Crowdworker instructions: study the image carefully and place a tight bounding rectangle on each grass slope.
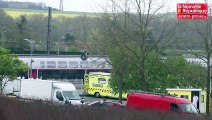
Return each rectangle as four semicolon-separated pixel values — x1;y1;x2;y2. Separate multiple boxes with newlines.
3;8;97;18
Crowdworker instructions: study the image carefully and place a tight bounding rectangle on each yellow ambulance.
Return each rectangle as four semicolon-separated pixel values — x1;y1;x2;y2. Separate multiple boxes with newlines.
166;88;206;114
84;72;128;99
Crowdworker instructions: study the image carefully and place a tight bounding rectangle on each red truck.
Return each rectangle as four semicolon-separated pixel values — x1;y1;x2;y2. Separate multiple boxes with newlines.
126;91;199;114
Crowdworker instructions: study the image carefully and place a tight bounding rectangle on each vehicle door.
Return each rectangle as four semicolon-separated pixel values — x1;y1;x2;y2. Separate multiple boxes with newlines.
106;79;112;97
53;89;64;105
199;91;205;113
170;103;180;113
98;77;107;96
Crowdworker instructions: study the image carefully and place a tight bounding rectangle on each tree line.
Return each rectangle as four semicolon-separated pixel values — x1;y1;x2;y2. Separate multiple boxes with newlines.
0;8;207;54
0;1;49;10
0;8;89;53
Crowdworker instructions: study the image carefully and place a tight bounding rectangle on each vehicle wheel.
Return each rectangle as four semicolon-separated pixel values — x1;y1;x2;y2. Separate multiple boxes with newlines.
94;92;100;98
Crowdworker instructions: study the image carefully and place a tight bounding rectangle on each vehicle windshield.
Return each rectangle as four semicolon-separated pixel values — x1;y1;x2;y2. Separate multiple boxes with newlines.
180;103;198;114
62;91;81;100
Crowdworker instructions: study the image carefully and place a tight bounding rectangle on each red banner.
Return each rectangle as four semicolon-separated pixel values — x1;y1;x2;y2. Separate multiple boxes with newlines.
177;3;208;20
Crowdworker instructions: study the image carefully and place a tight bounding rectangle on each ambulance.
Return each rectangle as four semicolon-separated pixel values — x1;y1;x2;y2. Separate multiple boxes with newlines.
83;72;128;98
166;88;206;114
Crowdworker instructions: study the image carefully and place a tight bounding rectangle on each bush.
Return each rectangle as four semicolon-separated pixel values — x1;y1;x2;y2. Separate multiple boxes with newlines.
0;96;211;120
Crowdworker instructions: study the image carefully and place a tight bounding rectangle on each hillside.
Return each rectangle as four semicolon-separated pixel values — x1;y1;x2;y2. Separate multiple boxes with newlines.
3;8;97;18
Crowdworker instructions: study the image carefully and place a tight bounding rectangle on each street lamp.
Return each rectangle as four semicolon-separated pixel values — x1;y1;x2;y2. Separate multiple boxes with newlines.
57;36;65;55
24;39;33;78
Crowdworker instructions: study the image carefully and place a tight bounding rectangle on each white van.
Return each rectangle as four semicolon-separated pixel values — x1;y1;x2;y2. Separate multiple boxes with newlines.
4;78;84;105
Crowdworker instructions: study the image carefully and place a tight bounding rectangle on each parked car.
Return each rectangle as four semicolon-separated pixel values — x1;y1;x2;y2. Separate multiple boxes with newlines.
87;100;121;108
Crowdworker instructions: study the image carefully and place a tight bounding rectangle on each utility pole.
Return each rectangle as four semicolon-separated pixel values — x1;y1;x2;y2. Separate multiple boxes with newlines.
47;7;52;55
205;0;212;116
208;1;212;116
24;39;33;78
59;0;63;11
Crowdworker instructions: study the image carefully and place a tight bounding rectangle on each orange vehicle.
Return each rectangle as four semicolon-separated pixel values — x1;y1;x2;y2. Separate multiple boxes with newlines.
126;91;199;114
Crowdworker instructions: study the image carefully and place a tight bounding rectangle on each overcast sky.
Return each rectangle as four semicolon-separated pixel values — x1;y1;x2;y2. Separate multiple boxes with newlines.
7;0;207;12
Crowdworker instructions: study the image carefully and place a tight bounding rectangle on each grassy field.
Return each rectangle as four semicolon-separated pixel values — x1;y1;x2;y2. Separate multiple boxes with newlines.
3;8;97;18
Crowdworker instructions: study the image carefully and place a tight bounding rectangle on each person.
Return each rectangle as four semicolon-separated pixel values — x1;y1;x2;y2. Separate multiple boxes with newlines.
192;94;198;109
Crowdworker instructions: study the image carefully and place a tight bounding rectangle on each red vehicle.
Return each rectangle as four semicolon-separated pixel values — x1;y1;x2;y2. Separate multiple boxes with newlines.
126;91;198;114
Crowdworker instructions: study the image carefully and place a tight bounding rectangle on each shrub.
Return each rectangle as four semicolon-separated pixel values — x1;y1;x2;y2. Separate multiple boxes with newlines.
0;96;211;120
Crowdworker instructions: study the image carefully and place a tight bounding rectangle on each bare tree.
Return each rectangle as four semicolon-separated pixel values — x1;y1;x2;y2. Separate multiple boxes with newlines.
177;11;211;116
88;0;178;102
173;0;211;115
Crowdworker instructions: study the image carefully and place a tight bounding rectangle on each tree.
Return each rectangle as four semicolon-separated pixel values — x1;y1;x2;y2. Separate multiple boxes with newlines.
175;3;212;115
109;53;206;93
161;56;206;91
16;15;30;51
0;48;28;94
64;33;76;43
88;0;178;103
0;9;20;50
24;14;47;51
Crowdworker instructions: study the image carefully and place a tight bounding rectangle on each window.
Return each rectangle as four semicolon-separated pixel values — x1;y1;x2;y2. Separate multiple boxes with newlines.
180;103;198;114
56;91;63;101
58;61;67;68
40;61;45;68
170;103;180;113
105;63;112;69
95;62;103;68
69;61;78;68
89;61;96;68
47;61;56;68
62;91;81;100
38;69;85;79
201;95;204;103
92;83;102;87
98;78;106;84
180;95;188;99
106;102;115;107
80;61;88;68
